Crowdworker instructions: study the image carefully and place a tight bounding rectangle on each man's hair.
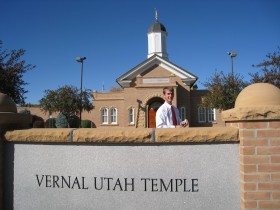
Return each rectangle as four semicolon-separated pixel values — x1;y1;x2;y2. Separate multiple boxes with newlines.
163;87;174;94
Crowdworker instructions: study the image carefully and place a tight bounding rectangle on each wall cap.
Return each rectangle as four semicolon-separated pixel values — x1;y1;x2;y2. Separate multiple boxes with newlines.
235;83;280;108
4;127;239;143
222;105;280;121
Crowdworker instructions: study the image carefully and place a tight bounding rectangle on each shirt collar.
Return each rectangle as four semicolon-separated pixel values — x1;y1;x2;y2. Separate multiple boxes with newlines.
164;101;172;109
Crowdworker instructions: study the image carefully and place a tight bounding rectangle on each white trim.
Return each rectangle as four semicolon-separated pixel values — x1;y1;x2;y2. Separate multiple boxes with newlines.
110;108;118;124
117;55;197;88
101;108;109;124
208;108;216;122
129;108;135;124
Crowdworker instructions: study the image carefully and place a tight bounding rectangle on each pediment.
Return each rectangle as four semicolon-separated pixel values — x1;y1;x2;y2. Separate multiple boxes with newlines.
116;55;197;88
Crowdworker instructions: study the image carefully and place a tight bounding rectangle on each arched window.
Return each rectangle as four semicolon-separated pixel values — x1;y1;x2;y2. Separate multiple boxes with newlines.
129;108;135;124
101;108;108;124
208;108;216;122
180;107;186;120
110;108;117;124
198;107;206;123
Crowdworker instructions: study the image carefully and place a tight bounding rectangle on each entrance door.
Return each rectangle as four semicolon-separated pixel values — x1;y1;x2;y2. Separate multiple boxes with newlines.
148;108;157;128
148;100;163;128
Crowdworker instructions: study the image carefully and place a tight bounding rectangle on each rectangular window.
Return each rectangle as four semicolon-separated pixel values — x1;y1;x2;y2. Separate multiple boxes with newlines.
198;107;206;123
129;108;134;124
208;108;216;122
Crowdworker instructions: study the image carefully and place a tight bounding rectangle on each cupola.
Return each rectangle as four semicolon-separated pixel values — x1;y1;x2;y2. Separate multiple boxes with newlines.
147;10;168;59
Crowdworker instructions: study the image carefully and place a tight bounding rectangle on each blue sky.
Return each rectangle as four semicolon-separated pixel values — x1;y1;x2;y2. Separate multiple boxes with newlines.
2;0;280;104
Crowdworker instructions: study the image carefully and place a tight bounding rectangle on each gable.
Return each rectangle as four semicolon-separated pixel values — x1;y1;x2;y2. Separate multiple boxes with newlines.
140;65;171;77
116;55;198;88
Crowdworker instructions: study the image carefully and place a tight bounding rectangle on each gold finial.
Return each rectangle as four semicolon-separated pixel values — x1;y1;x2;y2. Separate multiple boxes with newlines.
155;8;158;21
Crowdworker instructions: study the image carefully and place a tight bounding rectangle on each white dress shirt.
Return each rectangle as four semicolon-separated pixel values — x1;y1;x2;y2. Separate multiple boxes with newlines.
156;102;181;128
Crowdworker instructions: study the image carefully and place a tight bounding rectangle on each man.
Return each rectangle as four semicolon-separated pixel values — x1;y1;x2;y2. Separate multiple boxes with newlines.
156;87;188;128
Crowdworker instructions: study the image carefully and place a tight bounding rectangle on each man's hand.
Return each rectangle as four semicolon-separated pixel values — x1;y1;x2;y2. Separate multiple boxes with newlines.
180;119;189;127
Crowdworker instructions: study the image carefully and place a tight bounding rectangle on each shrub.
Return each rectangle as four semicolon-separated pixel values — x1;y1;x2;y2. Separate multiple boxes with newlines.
55;113;80;128
55;113;68;128
31;115;44;128
81;120;92;128
68;115;80;128
45;118;56;128
18;109;32;127
33;121;44;128
32;115;44;122
18;109;31;115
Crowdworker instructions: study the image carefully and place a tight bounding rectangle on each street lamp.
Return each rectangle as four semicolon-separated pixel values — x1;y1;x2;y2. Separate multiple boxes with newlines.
76;56;86;128
49;114;53;128
227;52;237;75
227;52;237;96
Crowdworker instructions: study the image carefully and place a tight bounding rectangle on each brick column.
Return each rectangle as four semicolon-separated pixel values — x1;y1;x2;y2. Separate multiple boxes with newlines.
222;83;280;209
237;121;280;209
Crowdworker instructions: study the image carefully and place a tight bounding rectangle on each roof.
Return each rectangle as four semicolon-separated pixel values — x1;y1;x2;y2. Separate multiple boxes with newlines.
116;55;198;88
148;21;167;33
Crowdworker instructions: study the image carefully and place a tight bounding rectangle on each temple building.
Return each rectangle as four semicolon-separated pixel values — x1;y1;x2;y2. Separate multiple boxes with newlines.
90;13;224;128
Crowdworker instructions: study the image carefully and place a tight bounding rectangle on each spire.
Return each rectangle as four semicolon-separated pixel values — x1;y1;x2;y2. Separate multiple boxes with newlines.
155;8;158;22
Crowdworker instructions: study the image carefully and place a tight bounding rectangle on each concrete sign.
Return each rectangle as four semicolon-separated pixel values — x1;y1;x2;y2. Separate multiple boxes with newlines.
13;144;240;210
143;78;170;83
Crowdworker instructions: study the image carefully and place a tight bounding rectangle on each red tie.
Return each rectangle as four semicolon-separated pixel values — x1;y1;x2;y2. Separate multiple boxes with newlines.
171;106;177;126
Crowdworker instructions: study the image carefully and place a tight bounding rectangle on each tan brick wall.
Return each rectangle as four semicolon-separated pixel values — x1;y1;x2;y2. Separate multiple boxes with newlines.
17;106;51;121
229;121;280;209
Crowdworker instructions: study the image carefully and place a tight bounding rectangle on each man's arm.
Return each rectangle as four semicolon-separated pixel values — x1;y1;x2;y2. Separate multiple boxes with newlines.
174;107;188;128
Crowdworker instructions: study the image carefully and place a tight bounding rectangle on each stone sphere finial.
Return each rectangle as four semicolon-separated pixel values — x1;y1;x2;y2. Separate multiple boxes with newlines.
0;92;17;113
235;83;280;108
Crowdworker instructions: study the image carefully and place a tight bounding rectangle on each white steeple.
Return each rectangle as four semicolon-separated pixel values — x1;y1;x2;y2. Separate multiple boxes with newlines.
147;10;168;59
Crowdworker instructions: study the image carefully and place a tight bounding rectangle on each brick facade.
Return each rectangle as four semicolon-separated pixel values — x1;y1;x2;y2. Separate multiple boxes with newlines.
18;64;222;128
91;59;222;128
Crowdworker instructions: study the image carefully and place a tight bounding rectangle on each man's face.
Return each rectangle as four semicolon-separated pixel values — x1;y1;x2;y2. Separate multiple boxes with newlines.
163;90;174;104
